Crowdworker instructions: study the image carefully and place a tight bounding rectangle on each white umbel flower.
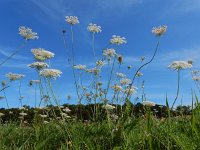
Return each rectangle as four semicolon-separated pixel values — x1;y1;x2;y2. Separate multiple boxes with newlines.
39;69;62;79
31;48;54;61
87;23;102;33
102;104;115;110
152;25;167;36
116;72;126;78
74;65;86;70
168;61;192;71
120;78;131;85
110;35;127;45
28;62;49;70
19;112;28;116
192;76;200;81
63;107;71;113
143;100;156;107
103;48;116;58
136;72;143;77
39;114;48;118
0;112;5;117
19;26;39;40
111;84;122;92
86;67;100;75
96;60;106;67
65;16;79;25
123;86;137;95
6;73;25;81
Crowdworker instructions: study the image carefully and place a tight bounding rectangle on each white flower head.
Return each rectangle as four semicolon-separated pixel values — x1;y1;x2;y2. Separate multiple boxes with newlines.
86;67;100;75
39;69;62;79
143;100;156;107
116;72;126;78
192;76;200;81
96;60;106;67
87;23;102;33
191;70;200;75
65;16;79;25
19;112;28;116
31;48;54;61
110;35;127;45
39;114;48;118
103;48;116;58
136;71;143;77
152;25;167;36
0;113;5;117
6;73;25;81
111;84;122;92
74;65;86;70
168;61;192;71
123;86;138;95
102;104;115;110
120;78;131;85
63;107;71;113
19;26;39;40
28;62;49;70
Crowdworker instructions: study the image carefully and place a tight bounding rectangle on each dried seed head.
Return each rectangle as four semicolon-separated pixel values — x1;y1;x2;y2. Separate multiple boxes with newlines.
117;55;123;64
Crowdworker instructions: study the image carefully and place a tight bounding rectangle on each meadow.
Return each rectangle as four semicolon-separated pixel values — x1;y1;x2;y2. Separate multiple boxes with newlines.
0;16;200;150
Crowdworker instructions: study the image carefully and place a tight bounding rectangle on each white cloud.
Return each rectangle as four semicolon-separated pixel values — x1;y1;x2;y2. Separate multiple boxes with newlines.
0;49;30;61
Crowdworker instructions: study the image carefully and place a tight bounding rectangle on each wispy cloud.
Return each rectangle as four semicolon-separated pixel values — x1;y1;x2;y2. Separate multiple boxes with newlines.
0;49;30;61
29;0;143;22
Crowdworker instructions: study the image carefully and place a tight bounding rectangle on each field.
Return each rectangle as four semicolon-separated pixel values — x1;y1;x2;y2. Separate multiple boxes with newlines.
0;15;200;150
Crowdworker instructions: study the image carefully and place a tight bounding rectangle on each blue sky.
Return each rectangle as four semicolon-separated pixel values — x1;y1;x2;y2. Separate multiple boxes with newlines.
0;0;200;108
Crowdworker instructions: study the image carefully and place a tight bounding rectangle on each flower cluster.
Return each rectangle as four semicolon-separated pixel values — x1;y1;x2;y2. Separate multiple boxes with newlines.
102;104;115;110
19;26;39;40
120;78;131;85
168;61;192;71
103;48;116;58
110;35;127;45
192;76;200;81
136;71;143;77
123;86;137;95
39;69;62;79
87;23;102;33
31;48;54;61
152;25;167;36
142;100;156;107
0;112;5;117
96;60;106;67
6;73;25;81
65;16;79;25
74;65;86;70
86;67;100;75
116;72;126;78
28;62;49;70
111;84;122;92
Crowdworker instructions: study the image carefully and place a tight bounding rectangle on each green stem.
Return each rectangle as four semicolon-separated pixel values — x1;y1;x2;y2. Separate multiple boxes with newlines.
3;90;9;109
105;56;116;99
70;25;81;102
171;70;180;109
126;39;160;101
19;80;22;107
92;33;96;58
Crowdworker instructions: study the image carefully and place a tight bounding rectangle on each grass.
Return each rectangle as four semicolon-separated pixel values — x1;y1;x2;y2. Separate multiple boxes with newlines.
0;104;200;150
